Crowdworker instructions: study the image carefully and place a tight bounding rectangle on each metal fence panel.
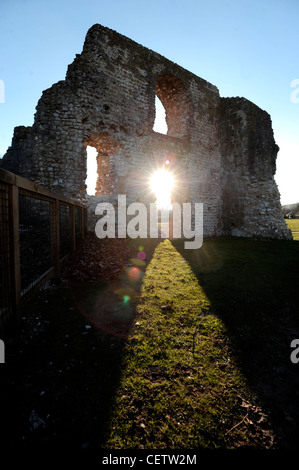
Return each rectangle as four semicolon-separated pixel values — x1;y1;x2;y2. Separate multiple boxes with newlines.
0;169;87;328
19;190;55;296
59;203;72;260
0;183;13;327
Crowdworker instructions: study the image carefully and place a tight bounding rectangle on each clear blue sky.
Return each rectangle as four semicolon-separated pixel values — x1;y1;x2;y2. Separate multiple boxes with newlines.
0;0;298;204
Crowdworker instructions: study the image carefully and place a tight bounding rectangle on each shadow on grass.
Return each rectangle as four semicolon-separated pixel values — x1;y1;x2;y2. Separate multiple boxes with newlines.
0;238;159;452
172;237;299;448
2;236;299;451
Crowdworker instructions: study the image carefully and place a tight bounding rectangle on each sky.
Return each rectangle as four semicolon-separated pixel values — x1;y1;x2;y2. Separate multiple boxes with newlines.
0;0;298;205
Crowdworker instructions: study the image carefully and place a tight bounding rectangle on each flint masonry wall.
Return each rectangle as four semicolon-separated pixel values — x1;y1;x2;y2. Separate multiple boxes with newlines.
1;24;292;239
220;97;290;238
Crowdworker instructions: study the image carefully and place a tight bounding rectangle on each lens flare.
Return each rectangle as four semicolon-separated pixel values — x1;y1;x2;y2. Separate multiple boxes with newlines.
137;251;146;261
123;295;131;303
128;266;141;281
150;168;173;210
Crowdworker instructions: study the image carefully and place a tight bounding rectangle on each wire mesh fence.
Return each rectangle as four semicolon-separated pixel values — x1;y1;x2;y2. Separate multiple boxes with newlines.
0;169;87;328
0;182;14;325
19;190;55;297
59;203;72;260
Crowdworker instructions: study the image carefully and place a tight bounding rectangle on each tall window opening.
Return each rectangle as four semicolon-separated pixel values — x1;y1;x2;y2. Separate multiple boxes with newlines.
86;145;98;196
153;94;168;134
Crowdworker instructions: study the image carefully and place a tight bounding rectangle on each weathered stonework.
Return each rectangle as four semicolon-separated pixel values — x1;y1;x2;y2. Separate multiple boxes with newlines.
1;24;291;239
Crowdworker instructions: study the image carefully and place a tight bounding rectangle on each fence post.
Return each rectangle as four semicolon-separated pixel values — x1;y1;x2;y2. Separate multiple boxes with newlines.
81;207;85;240
54;199;60;277
84;207;88;235
71;204;76;252
10;185;21;323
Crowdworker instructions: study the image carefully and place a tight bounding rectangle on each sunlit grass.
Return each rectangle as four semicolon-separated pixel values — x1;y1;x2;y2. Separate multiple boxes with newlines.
104;239;262;449
286;218;299;240
285;218;299;232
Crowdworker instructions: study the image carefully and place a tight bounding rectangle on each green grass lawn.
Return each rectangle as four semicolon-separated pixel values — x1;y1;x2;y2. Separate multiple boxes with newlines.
286;218;299;235
103;237;299;449
5;234;299;451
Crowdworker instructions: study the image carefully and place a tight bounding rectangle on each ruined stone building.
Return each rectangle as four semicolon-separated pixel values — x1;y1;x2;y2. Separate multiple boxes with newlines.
0;24;291;239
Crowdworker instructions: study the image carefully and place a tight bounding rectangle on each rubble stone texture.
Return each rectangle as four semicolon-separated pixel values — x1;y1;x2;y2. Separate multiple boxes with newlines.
0;24;292;239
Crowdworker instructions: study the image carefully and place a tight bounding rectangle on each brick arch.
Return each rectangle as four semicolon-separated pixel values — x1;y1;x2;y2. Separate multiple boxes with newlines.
155;74;193;139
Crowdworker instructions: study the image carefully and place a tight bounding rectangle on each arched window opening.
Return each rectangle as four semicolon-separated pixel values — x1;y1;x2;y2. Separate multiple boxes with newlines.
86;145;98;196
153;94;168;134
155;74;193;139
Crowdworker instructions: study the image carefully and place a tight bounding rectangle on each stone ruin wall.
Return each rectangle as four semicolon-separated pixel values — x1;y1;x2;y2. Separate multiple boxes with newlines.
1;24;292;240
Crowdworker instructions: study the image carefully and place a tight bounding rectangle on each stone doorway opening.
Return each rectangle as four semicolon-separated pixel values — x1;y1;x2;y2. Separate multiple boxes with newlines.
150;166;174;210
86;145;98;196
84;133;121;198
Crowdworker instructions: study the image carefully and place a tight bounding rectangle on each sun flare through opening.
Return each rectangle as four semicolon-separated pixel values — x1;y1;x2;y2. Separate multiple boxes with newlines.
86;145;98;196
150;168;174;210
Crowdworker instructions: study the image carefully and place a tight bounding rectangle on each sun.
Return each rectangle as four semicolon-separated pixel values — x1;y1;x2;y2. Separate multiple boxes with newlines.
150;168;174;210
